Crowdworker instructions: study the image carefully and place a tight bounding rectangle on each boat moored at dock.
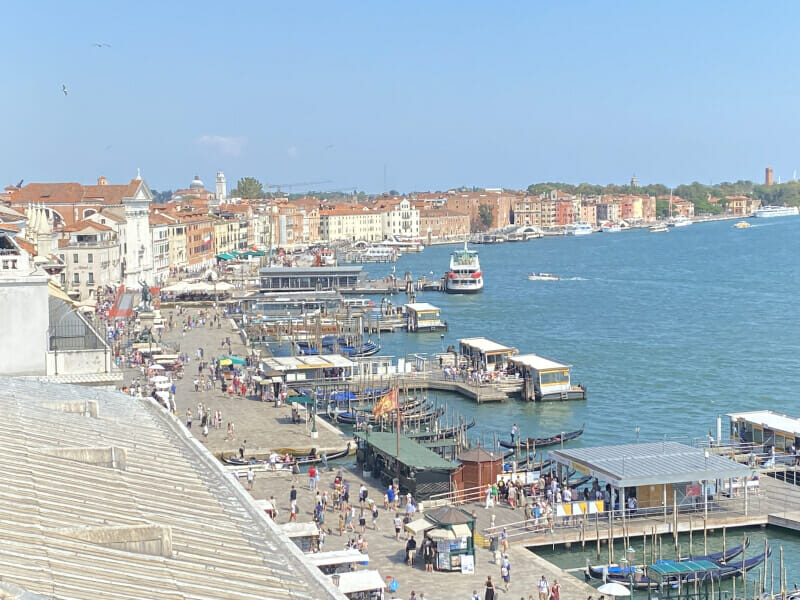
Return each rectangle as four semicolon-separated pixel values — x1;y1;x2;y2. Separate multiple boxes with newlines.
444;241;483;294
567;222;594;235
507;353;586;401
753;205;799;218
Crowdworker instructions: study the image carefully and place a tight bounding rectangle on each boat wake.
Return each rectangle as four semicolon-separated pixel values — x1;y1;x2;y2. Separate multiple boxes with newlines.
563;276;589;281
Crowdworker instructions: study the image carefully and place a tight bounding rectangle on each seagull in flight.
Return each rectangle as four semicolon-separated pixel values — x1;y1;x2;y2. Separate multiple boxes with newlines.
92;42;111;48
61;84;68;96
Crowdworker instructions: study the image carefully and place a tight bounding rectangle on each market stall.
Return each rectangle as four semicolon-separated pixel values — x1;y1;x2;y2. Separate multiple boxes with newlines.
305;549;368;574
423;506;475;572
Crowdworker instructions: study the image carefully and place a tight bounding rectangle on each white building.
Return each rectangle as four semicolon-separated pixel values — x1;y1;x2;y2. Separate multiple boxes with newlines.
57;220;121;300
120;174;155;288
215;171;227;202
149;213;171;284
319;206;383;242
0;231;49;375
379;197;420;239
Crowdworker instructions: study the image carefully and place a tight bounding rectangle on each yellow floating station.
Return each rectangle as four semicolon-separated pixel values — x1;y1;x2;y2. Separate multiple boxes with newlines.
404;302;447;332
508;353;587;401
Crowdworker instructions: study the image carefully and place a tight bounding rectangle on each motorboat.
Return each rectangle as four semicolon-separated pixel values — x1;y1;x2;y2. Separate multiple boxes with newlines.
600;222;621;233
733;221;751;229
567;222;593;235
753;205;799;218
527;272;560;281
668;215;693;227
649;222;669;233
444;241;483;294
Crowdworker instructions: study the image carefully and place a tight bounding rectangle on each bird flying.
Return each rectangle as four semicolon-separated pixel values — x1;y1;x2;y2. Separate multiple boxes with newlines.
62;85;68;96
92;42;111;48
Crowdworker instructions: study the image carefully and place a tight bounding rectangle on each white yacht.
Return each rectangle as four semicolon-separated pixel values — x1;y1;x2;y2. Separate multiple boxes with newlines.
668;215;693;227
649;222;669;233
753;205;800;218
567;222;593;236
600;222;621;233
444;241;483;294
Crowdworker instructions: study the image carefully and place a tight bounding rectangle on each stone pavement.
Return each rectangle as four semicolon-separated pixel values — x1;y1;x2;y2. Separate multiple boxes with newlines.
122;304;599;599
251;462;599;600
122;309;351;458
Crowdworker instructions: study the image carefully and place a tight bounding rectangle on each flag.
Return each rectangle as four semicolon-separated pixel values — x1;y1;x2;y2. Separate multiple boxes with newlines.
203;232;212;244
372;387;398;419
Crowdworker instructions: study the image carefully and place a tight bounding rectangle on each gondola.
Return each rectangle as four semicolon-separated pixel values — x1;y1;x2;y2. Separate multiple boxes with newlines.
328;401;438;425
586;538;750;581
408;418;477;441
298;337;381;358
221;443;353;467
498;424;585;449
588;544;767;590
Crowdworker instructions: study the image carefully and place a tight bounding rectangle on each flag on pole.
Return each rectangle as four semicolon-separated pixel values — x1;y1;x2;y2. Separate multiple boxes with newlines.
372;387;398;419
203;232;212;244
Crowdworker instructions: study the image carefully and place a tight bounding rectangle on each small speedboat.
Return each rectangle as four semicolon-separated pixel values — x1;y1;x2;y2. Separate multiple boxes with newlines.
649;222;669;233
734;221;751;229
528;272;560;281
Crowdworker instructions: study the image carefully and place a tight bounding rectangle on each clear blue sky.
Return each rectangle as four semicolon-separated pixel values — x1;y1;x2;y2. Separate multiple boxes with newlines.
3;1;799;193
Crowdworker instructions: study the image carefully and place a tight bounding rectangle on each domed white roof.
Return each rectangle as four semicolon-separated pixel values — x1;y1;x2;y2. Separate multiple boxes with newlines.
190;174;204;190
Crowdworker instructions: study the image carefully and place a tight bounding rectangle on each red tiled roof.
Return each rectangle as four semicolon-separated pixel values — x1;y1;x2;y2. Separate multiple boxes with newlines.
16;238;37;256
61;219;112;233
0;223;20;232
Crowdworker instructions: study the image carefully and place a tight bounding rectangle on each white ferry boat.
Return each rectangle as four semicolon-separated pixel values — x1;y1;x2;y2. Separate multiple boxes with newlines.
600;222;621;233
444;241;483;294
567;222;593;236
360;245;397;262
668;215;693;227
753;205;800;218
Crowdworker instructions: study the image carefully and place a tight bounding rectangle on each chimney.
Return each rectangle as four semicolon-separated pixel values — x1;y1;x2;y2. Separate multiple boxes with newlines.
98;176;108;185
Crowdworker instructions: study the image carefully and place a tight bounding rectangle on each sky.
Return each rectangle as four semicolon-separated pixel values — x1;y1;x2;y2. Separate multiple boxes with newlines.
2;1;800;194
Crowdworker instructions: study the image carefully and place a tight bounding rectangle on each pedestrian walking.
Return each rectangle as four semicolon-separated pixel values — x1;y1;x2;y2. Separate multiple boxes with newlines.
537;575;549;600
501;555;511;592
484;576;496;600
247;468;254;490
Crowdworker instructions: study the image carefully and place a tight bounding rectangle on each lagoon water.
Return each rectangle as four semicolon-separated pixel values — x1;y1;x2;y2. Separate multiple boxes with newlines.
355;216;800;583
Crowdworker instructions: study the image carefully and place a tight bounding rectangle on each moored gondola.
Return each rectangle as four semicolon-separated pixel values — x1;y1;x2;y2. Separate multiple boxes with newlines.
498;424;584;449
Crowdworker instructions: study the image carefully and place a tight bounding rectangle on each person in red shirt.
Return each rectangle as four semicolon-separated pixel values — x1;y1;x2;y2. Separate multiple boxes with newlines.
308;465;317;490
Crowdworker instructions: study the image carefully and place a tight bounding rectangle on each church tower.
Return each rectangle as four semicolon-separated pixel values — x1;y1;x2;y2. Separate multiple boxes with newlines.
216;171;227;202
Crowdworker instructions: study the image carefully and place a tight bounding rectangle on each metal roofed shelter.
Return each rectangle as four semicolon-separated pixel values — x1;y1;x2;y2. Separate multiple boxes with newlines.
645;560;720;600
306;549;368;574
280;521;321;552
405;302;447;332
728;410;800;454
259;266;365;292
354;431;459;499
550;442;754;513
457;337;518;372
0;376;344;600
508;353;586;401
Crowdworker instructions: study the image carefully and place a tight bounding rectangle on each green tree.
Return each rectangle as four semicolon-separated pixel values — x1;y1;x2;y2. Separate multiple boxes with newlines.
477;204;494;230
150;189;172;204
231;177;264;199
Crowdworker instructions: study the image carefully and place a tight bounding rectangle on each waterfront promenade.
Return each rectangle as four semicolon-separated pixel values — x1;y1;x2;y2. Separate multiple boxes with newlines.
120;306;598;598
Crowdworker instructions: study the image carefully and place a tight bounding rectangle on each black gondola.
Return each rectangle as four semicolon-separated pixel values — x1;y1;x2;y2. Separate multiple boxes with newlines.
585;538;750;581
498;424;585;449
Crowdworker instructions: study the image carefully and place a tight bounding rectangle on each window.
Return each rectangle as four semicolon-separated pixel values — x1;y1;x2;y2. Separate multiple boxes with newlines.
87;253;93;263
73;273;80;284
73;253;79;264
88;272;94;284
60;273;66;285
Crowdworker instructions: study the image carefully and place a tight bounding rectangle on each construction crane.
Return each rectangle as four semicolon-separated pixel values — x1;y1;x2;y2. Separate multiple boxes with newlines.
265;180;332;195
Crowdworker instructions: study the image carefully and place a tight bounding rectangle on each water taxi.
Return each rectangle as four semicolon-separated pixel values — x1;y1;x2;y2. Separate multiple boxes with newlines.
649;222;669;233
527;272;560;281
444;241;483;294
567;222;593;235
600;222;621;233
753;205;799;218
733;221;751;229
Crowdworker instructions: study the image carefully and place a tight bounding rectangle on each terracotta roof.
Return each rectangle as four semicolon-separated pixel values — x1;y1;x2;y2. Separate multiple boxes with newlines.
419;208;469;218
15;238;37;256
0;223;20;232
96;209;125;222
61;219;112;233
149;213;174;226
9;182;84;205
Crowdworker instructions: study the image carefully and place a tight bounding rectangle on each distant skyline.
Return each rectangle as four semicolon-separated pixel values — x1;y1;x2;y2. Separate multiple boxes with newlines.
3;2;800;193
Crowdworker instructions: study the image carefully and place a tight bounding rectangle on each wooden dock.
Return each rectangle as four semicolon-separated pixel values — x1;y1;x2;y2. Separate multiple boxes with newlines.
396;372;524;403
